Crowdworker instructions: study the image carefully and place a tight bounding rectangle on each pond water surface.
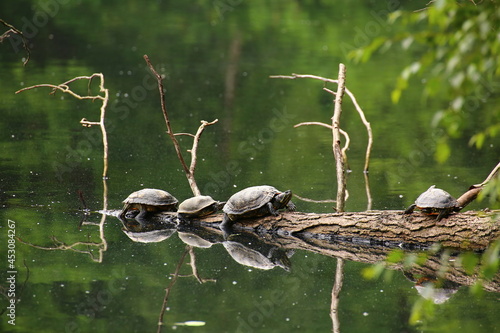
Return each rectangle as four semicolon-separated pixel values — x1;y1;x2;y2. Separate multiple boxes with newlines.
1;1;499;333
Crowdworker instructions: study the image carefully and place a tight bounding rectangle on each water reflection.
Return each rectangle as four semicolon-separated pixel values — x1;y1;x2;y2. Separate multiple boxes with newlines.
222;232;294;271
112;210;500;293
105;209;500;331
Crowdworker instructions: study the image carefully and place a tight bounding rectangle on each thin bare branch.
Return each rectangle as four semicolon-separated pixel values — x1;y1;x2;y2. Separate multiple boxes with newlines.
295;121;332;129
16;73;109;179
0;19;30;65
332;64;347;212
189;120;219;179
143;55;192;176
475;161;500;187
294;122;350;162
271;73;373;172
293;193;336;204
174;133;196;138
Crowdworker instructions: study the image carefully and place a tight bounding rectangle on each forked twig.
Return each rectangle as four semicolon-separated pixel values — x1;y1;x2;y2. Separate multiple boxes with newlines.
0;19;30;66
16;74;110;179
144;55;218;196
270;73;373;172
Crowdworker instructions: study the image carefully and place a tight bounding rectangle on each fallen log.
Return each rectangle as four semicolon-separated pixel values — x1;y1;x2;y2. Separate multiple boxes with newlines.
192;210;499;250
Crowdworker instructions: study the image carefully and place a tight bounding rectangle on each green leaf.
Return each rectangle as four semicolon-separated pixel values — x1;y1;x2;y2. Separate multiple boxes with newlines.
435;140;451;163
460;252;479;275
469;132;485;149
362;263;386;280
386;249;404;264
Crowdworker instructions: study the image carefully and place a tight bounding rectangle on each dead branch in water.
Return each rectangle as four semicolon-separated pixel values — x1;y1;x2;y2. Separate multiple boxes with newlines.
271;68;374;211
270;73;373;173
332;64;347;212
144;55;218;197
16;73;110;179
0;19;30;66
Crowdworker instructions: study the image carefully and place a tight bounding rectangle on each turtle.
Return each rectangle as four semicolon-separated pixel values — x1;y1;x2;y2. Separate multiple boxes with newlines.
220;185;296;234
177;195;225;218
119;188;178;220
404;185;459;221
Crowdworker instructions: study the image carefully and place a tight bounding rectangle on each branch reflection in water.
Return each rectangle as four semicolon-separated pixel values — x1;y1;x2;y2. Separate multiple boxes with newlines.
113;210;500;331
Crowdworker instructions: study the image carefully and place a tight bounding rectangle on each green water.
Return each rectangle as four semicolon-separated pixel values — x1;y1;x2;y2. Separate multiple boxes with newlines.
1;1;499;332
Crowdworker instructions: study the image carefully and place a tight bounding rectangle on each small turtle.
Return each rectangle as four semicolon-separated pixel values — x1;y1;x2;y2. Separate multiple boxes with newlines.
404;185;459;221
221;185;296;233
119;188;178;220
177;195;225;218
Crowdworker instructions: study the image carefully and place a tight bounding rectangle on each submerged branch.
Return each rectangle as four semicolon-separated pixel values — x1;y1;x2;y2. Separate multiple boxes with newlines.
157;246;190;333
330;258;344;333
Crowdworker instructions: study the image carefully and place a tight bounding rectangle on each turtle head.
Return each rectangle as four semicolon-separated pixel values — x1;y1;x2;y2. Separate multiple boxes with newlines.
273;190;293;209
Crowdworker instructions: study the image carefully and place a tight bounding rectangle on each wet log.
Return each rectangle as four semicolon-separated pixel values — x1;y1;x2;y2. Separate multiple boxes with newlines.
179;211;500;293
197;210;499;250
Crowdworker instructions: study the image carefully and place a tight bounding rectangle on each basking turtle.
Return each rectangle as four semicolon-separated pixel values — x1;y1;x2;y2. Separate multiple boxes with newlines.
177;195;225;218
119;188;178;220
404;185;459;221
221;185;296;233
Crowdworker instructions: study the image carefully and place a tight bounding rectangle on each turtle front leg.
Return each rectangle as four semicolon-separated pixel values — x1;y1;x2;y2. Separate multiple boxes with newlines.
404;204;416;215
267;202;279;216
436;209;450;222
286;201;296;212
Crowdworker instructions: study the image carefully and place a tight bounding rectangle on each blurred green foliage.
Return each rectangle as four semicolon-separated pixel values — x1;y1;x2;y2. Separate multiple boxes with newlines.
350;0;500;164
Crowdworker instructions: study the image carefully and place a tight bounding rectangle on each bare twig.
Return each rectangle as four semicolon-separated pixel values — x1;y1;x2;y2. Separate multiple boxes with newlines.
0;19;30;66
144;55;192;181
454;161;500;210
16;74;110;179
188;120;219;182
475;161;500;187
294;122;350;164
332;64;347;212
144;55;218;197
270;73;373;172
293;193;336;204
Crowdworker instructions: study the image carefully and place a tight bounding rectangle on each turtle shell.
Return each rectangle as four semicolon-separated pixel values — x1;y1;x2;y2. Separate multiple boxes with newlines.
223;185;281;216
414;185;457;209
178;195;220;217
123;188;178;207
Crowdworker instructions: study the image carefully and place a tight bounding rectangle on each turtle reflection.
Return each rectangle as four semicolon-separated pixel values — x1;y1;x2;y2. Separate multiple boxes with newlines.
120;213;177;243
404;272;461;304
223;231;294;271
176;224;224;248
